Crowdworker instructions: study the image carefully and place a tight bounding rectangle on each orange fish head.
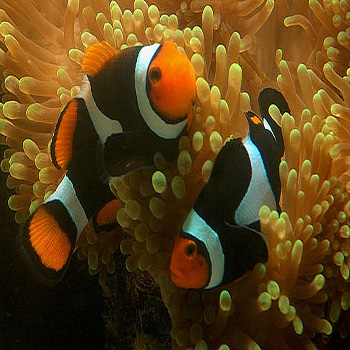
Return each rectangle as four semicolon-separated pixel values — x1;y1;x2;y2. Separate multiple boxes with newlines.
170;233;209;289
148;41;196;123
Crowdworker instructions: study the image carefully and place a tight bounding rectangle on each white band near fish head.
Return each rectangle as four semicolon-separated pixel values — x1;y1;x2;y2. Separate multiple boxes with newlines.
183;209;225;289
135;44;188;140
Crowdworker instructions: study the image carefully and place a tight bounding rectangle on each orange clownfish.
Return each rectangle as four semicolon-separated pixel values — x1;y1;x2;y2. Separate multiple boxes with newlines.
17;41;196;286
170;88;290;289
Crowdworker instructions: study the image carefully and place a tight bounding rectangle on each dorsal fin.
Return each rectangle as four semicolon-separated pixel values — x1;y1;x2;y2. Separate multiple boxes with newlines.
81;41;118;76
258;88;290;120
258;88;289;157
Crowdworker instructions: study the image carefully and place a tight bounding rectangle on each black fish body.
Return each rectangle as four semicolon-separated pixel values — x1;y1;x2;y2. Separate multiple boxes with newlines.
170;88;290;289
17;41;196;285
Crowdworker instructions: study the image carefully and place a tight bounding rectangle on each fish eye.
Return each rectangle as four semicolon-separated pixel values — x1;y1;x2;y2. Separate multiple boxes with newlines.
185;242;197;258
148;66;162;84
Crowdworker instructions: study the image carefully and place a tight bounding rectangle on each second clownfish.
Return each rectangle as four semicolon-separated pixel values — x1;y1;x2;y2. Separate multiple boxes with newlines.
170;88;290;289
17;40;196;286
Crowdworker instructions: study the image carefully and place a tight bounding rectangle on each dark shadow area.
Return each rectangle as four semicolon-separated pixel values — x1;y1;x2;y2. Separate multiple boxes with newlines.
103;253;171;350
0;144;105;350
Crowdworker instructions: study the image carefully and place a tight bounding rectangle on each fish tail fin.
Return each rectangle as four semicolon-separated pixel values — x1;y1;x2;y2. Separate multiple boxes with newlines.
258;88;290;157
17;200;78;286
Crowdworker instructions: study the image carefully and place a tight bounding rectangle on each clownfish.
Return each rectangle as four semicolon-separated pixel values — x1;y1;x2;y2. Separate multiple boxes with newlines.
17;40;196;286
170;88;290;289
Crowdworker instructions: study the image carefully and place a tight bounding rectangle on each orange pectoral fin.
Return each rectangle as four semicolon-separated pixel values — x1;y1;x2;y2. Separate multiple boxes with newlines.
51;99;80;170
81;41;118;76
29;206;71;271
17;200;77;286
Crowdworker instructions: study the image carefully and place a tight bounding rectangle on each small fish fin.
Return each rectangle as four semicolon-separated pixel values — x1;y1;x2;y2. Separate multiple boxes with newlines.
51;98;83;170
92;199;123;233
81;41;118;77
103;131;178;177
221;222;268;284
258;88;289;157
17;200;77;286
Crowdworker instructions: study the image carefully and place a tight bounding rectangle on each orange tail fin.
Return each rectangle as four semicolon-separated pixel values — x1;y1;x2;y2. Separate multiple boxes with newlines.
17;200;77;286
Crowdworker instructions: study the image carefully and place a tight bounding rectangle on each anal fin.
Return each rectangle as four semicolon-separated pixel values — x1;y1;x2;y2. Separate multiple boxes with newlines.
92;199;123;233
17;200;77;286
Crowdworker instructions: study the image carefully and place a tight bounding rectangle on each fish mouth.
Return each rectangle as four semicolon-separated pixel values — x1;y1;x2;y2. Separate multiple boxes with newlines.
170;267;184;284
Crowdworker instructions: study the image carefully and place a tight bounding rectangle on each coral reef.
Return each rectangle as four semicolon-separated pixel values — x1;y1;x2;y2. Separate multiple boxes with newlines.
1;0;350;349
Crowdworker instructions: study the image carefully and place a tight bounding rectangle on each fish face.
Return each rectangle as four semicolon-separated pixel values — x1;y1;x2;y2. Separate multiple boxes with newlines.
170;233;209;289
148;41;196;122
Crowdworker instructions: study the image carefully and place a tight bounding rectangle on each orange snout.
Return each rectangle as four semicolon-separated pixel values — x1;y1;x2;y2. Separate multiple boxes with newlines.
170;234;209;289
148;41;196;121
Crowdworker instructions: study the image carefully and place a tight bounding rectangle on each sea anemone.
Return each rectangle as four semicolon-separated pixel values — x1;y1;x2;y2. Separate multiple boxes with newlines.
1;0;350;349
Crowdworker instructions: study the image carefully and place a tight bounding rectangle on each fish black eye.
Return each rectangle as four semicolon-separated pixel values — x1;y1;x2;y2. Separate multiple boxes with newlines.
148;66;162;84
185;243;197;258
